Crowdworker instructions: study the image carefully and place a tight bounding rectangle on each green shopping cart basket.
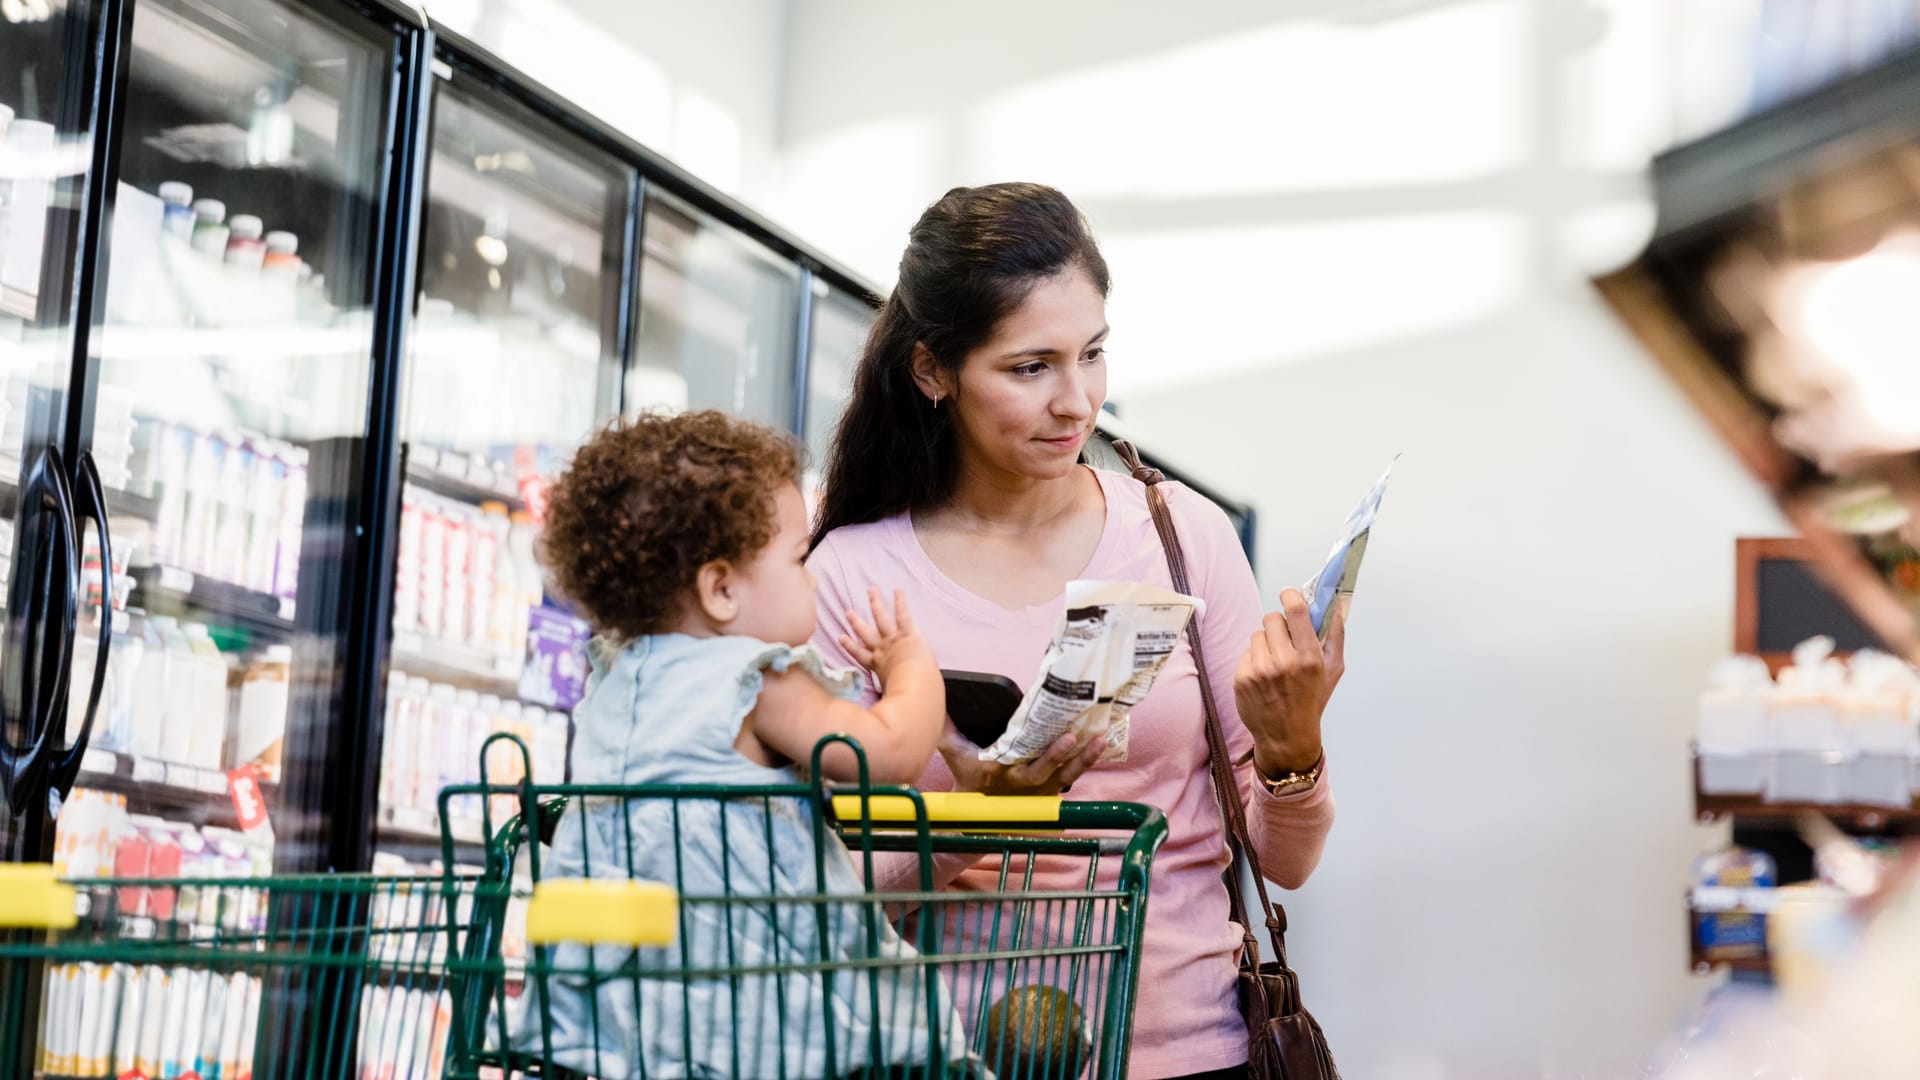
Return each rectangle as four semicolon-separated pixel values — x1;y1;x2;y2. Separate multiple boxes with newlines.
0;734;1167;1080
0;863;494;1080
444;734;1169;1080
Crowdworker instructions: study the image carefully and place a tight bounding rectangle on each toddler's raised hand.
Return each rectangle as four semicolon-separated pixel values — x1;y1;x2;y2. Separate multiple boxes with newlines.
840;587;935;686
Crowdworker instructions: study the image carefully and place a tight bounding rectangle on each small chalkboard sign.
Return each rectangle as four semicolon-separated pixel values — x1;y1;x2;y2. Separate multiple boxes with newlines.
1737;537;1888;671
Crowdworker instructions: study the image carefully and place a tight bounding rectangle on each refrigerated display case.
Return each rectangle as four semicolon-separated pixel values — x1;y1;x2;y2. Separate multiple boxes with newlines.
800;276;877;486
629;186;804;428
60;0;428;876
0;0;117;867
374;63;630;866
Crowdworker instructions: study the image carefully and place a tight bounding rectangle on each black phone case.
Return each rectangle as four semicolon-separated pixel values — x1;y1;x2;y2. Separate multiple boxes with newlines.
942;670;1025;749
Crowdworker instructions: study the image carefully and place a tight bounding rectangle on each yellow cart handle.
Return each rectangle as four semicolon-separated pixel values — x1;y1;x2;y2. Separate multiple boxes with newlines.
0;864;77;930
830;791;1062;826
526;879;677;947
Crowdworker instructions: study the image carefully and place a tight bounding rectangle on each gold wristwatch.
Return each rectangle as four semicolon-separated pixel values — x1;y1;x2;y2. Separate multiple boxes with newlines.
1254;753;1324;796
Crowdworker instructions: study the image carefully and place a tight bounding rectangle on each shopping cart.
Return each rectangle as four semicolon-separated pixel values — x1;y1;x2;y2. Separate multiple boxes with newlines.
0;734;1168;1080
0;863;490;1080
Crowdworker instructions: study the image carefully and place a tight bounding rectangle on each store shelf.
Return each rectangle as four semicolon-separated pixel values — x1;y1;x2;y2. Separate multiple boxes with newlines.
377;808;488;866
1692;753;1920;826
0;477;162;525
128;564;296;638
390;631;524;698
404;450;525;512
75;747;261;831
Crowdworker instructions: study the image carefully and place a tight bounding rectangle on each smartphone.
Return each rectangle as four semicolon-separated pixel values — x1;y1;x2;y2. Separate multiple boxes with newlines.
942;670;1025;749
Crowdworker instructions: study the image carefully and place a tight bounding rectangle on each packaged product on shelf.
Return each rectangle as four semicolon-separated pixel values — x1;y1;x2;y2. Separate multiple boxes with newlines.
273;446;307;603
181;431;224;575
157;181;195;239
469;500;503;649
418;493;447;639
154;965;194;1080
0;120;55;306
112;963;145;1080
422;685;459;821
488;504;519;665
1768;637;1848;804
440;688;479;826
508;511;539;655
207;971;246;1080
188;967;225;1079
224;214;266;269
244;442;285;594
75;962;113;1079
378;673;416;815
234;645;291;782
262;230;300;280
213;436;256;581
392;488;423;635
148;824;184;922
443;502;472;645
172;969;212;1080
127;610;168;760
1693;846;1778;961
189;199;228;258
42;963;79;1077
133;967;170;1080
148;422;193;564
113;818;154;918
183;622;230;770
1697;656;1774;795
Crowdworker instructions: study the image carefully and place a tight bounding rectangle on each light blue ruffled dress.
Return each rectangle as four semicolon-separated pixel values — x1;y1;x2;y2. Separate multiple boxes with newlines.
513;632;969;1079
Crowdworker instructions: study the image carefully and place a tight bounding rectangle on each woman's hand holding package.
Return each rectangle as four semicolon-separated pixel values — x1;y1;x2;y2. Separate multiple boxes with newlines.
939;721;1108;796
1235;587;1347;777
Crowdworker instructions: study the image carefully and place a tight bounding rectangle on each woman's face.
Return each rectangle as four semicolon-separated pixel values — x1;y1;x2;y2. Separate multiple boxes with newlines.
947;268;1109;484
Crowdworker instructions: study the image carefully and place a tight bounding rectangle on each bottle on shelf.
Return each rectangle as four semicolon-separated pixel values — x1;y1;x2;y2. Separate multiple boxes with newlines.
273;446;307;604
127;610;167;761
507;511;539;657
212;436;254;584
223;215;265;270
442;502;472;648
234;645;291;783
442;688;478;827
153;616;196;765
377;672;415;818
148;423;193;566
189;199;227;258
261;231;300;280
157;182;195;240
392;488;422;636
418;494;446;639
243;440;285;595
181;432;223;576
102;610;142;754
182;623;229;771
468;500;503;651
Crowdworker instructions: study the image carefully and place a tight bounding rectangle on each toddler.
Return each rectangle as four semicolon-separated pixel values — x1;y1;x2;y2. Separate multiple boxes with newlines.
517;410;963;1078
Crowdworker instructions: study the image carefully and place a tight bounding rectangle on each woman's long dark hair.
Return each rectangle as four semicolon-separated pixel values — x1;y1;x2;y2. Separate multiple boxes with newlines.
811;182;1111;547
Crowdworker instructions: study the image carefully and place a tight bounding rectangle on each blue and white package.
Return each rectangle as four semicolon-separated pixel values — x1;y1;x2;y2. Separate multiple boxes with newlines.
1302;457;1397;639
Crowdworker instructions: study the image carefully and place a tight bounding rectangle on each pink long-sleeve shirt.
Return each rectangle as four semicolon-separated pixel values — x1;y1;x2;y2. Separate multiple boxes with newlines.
808;466;1335;1079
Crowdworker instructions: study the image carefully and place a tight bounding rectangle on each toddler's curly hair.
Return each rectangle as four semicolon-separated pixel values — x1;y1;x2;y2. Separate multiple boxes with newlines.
540;410;802;640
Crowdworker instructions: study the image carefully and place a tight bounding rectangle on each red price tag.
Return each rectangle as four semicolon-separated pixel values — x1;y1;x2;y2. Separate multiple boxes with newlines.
228;768;271;835
518;471;550;526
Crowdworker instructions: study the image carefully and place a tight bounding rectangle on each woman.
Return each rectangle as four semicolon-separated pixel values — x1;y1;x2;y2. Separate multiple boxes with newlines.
807;182;1345;1080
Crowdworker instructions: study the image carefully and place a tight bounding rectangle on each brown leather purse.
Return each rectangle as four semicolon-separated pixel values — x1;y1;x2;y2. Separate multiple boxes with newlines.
1111;440;1342;1080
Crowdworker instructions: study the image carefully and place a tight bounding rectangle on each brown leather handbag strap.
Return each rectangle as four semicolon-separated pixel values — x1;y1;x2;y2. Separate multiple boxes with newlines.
1110;440;1290;969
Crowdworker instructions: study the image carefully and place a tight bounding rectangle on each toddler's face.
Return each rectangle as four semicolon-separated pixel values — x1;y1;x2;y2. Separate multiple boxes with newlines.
729;484;819;647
